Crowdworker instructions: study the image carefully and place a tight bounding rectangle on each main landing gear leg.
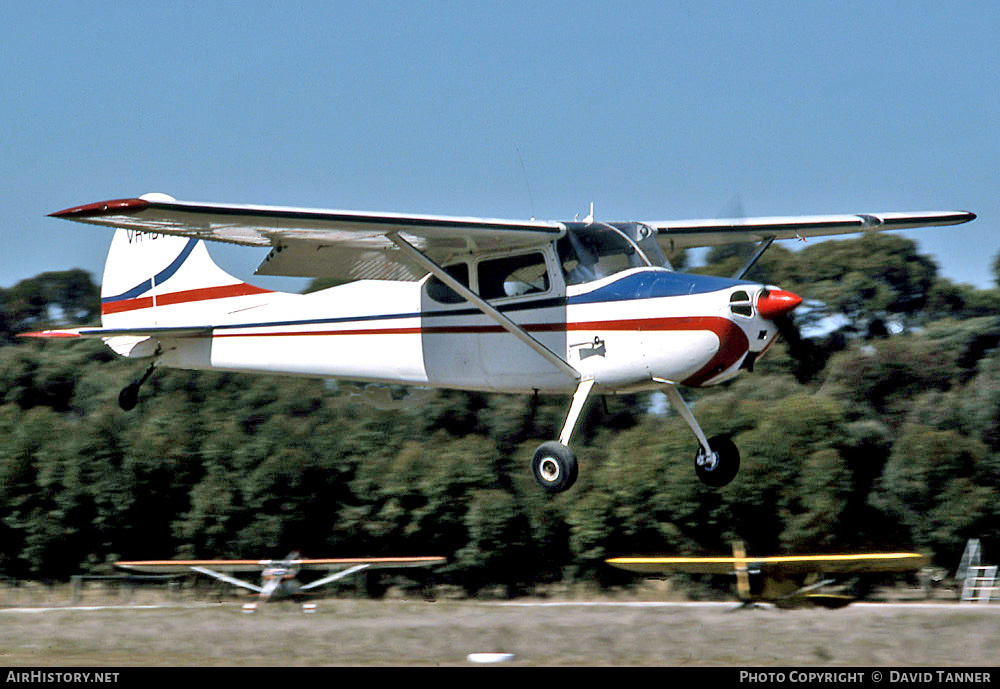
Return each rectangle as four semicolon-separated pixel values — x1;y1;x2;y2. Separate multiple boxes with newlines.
661;383;740;488
118;362;157;411
532;378;595;494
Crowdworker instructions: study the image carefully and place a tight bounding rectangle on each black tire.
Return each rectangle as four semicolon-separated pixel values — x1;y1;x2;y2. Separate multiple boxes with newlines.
531;441;579;494
118;384;140;411
694;434;740;487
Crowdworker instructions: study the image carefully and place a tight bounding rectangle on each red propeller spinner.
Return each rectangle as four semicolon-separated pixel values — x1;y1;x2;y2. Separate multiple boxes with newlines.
756;289;803;320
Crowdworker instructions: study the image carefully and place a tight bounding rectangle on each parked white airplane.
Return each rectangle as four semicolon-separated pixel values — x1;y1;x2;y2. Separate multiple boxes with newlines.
25;194;974;493
116;552;445;601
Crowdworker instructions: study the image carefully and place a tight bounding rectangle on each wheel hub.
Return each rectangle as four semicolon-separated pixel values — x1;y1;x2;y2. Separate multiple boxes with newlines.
540;457;561;482
697;448;719;471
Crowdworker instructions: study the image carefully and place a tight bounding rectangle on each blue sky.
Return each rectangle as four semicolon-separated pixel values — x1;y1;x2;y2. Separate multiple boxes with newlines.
2;1;997;292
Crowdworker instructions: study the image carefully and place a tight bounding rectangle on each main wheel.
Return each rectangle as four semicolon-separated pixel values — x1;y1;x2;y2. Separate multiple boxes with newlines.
532;441;579;494
694;434;740;487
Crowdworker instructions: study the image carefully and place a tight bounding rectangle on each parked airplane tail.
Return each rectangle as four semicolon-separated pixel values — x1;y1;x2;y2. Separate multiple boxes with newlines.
99;229;273;330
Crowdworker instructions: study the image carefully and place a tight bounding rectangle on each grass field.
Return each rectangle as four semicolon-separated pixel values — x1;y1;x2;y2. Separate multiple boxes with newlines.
2;596;998;666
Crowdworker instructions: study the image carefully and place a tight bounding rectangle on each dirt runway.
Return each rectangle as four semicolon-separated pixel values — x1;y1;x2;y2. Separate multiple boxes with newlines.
2;598;997;666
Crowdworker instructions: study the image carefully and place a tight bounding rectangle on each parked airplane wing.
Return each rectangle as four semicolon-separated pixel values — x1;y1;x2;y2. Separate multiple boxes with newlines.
115;556;446;573
293;556;447;570
607;552;929;575
116;560;275;573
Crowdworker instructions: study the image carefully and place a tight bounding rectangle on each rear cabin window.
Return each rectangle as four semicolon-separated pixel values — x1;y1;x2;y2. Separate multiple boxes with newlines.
478;253;550;300
426;263;470;304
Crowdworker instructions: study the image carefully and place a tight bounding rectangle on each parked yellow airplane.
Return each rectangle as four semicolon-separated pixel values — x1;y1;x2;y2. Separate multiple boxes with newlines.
607;542;929;608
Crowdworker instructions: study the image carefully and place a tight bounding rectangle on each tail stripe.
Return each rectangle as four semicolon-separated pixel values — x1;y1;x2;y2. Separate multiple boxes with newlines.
101;238;199;304
102;283;272;315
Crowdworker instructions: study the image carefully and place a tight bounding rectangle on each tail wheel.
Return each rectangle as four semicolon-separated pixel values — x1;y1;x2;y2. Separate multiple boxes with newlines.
532;441;578;494
118;383;140;411
694;434;740;487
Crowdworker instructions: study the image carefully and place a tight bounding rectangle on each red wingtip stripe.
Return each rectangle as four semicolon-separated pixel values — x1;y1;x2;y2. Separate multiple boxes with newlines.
18;331;82;339
49;198;150;218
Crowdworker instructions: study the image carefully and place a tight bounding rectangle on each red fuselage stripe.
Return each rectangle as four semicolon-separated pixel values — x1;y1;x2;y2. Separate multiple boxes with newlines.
208;315;737;338
101;283;272;315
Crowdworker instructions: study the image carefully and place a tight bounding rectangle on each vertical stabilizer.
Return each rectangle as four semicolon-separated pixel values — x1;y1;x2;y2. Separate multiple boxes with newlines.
99;230;272;328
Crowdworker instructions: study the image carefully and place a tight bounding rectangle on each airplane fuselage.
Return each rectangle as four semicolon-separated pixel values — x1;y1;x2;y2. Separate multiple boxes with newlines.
144;265;780;395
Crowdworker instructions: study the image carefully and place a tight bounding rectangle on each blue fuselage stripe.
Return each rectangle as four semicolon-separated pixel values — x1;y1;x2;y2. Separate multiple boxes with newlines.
204;270;745;333
101;238;200;304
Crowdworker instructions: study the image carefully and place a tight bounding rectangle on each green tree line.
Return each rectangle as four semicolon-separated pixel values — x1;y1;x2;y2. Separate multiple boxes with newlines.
1;235;998;594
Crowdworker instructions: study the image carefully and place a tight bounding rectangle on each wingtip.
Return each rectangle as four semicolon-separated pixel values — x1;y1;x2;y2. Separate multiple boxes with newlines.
49;198;150;218
17;330;82;339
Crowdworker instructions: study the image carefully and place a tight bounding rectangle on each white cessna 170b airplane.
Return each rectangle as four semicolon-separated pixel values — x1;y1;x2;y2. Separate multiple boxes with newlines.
25;194;974;493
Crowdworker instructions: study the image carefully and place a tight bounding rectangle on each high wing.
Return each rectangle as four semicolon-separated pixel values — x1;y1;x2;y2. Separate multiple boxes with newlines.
50;194;564;281
116;556;445;573
49;194;975;282
652;211;975;251
607;552;929;576
291;556;447;570
116;559;278;573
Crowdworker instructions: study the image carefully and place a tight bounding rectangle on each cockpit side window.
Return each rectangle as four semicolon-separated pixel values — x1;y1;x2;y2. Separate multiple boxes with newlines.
478;252;550;300
426;262;470;304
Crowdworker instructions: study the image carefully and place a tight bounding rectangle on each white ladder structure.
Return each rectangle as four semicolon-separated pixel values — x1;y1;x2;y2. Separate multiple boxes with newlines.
961;565;998;603
958;539;998;603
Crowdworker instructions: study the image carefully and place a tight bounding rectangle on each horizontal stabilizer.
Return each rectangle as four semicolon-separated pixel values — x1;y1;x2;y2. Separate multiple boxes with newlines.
19;325;212;340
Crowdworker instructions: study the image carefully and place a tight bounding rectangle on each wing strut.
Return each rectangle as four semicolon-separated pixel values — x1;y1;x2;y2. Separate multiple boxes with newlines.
299;563;372;590
387;232;581;381
190;566;264;593
732;237;775;280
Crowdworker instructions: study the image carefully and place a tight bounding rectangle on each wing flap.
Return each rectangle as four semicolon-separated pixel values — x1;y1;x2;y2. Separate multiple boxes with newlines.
254;241;426;281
